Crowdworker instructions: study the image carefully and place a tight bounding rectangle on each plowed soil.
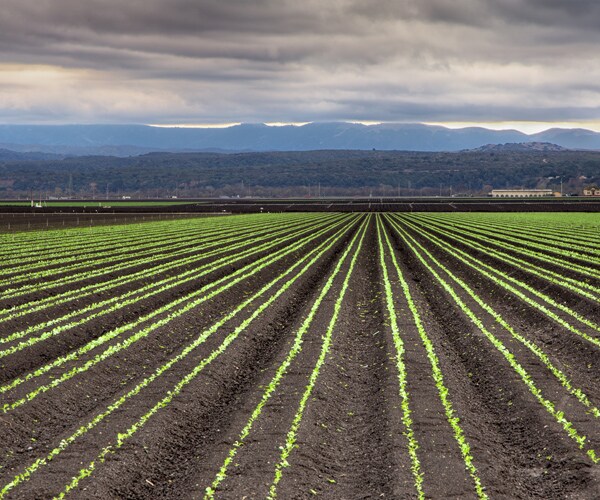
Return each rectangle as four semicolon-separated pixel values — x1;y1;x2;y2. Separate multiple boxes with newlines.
0;213;598;499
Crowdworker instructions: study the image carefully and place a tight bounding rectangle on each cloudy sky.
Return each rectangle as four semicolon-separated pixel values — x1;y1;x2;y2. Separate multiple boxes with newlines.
1;0;599;130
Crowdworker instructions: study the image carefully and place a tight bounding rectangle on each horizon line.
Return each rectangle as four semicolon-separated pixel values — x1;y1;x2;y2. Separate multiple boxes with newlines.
1;120;600;134
116;120;600;134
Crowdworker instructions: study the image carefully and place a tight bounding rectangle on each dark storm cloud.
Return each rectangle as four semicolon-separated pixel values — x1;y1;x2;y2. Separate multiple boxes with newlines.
0;0;599;124
361;0;600;31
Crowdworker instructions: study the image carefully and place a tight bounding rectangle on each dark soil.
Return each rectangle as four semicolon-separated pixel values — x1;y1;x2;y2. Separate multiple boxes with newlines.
0;214;598;499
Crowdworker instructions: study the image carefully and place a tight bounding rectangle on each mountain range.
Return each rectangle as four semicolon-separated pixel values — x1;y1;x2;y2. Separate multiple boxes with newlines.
0;123;600;156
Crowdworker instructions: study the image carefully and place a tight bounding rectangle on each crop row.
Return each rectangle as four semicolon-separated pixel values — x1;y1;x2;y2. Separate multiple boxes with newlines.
0;214;290;279
394;215;600;344
0;216;219;260
0;215;356;412
0;214;342;325
418;213;600;266
0;212;597;498
204;218;369;499
0;214;341;300
385;215;599;465
0;213;342;327
0;214;364;498
376;217;486;499
405;215;597;301
422;213;600;251
412;214;600;280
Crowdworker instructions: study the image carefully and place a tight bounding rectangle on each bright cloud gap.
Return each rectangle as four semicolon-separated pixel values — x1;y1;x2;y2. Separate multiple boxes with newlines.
147;121;600;134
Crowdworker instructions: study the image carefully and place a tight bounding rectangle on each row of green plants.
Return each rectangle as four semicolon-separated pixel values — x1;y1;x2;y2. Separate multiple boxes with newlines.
427;213;600;249
387;217;599;465
0;214;281;279
395;215;600;348
203;219;368;499
377;216;487;499
0;215;363;499
0;216;356;411
415;214;600;280
0;218;273;289
0;214;340;324
0;214;342;332
423;212;600;247
266;219;368;499
418;214;600;266
0;216;215;259
0;214;336;299
394;218;600;420
404;215;598;301
376;218;425;499
0;216;226;272
423;213;600;253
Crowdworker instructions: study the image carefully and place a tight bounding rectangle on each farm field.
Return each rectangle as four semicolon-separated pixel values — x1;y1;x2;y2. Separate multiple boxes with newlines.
0;212;598;499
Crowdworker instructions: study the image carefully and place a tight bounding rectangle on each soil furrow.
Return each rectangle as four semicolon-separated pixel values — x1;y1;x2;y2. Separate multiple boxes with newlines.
397;218;600;404
386;217;600;498
272;220;408;499
381;220;482;499
0;212;597;499
0;217;360;499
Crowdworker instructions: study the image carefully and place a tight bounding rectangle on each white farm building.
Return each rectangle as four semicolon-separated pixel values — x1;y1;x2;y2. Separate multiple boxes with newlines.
490;189;553;198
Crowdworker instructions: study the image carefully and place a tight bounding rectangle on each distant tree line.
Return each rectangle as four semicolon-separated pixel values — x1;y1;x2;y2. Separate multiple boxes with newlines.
0;149;598;198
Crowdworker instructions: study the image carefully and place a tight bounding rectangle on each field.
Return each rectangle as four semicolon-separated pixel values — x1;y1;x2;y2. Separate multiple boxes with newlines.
0;201;196;207
0;212;598;498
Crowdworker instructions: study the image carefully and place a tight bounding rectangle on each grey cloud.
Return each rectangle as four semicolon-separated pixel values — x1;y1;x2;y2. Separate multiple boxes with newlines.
0;0;598;124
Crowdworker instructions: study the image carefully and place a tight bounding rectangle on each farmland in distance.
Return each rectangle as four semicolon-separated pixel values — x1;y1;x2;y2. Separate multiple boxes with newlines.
0;212;598;499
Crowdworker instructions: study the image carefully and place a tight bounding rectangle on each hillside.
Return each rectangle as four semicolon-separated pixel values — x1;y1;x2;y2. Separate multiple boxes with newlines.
467;142;570;153
0;148;598;198
1;123;600;155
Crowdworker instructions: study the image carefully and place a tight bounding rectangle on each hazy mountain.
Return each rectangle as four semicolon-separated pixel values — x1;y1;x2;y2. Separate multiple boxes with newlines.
530;128;600;150
0;142;245;157
0;148;65;161
0;123;599;155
